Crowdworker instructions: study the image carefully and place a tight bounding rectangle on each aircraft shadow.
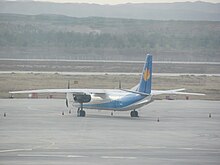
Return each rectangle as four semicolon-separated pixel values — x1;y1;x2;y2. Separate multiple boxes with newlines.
83;114;153;121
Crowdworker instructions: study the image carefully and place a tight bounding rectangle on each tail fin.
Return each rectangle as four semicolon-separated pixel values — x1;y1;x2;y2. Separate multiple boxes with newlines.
138;54;152;94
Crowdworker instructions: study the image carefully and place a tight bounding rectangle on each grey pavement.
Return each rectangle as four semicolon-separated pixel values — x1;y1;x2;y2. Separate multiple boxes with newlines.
0;99;220;165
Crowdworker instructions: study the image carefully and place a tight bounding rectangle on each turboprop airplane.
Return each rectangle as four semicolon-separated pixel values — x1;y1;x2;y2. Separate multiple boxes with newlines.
9;54;204;117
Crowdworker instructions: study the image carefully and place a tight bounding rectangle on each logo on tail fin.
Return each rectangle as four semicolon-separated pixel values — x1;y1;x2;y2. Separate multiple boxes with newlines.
143;68;150;81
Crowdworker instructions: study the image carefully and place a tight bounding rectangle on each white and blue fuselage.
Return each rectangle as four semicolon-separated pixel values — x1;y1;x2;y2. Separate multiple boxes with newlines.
75;90;152;111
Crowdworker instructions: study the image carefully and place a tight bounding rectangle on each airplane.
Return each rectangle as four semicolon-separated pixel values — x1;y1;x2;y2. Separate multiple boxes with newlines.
9;54;205;117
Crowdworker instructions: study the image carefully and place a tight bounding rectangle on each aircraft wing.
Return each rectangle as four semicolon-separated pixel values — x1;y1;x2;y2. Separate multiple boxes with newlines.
9;89;107;95
151;88;205;96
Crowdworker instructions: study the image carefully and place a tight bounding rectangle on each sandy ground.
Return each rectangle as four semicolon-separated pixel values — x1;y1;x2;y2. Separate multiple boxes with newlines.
0;73;219;100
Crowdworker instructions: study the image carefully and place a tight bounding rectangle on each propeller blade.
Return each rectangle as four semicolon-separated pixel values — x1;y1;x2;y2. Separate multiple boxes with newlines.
66;98;69;107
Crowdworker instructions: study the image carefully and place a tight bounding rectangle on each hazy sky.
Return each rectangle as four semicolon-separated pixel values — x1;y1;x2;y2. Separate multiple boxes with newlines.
34;0;220;4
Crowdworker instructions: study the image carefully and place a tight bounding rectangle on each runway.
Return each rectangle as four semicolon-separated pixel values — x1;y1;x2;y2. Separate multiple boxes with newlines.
1;58;220;65
1;71;220;77
1;59;219;74
0;99;220;164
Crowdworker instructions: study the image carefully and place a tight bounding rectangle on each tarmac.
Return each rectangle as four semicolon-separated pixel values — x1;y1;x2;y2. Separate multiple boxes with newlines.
0;99;220;165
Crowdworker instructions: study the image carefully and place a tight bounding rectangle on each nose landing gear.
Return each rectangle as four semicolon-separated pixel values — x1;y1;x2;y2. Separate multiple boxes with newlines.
77;103;86;117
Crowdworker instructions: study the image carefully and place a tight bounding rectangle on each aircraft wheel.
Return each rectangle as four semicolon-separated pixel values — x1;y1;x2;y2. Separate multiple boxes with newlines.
134;111;138;117
130;111;134;117
79;110;86;117
130;110;138;117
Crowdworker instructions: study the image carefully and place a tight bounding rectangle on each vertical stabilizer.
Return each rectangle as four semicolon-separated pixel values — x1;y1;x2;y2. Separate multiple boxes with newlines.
138;54;152;94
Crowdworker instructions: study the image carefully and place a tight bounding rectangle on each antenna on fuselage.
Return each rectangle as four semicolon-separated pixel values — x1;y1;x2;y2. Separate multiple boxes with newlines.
67;80;70;89
119;80;122;89
66;80;70;108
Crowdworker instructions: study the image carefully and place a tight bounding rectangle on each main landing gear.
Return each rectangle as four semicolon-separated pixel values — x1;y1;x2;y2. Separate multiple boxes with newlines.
130;110;139;117
77;107;86;117
74;94;91;117
77;103;86;117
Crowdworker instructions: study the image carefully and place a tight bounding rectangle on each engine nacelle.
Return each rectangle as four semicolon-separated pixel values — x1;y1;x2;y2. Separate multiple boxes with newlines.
74;94;91;103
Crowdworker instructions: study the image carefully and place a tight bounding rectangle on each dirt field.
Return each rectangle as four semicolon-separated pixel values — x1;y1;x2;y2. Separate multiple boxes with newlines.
1;73;219;100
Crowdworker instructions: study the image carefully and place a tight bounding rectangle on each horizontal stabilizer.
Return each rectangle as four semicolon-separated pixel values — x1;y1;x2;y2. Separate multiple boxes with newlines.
152;88;205;96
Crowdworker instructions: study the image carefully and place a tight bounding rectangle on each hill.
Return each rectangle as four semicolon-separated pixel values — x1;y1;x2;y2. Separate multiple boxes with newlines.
0;14;220;61
0;1;220;21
